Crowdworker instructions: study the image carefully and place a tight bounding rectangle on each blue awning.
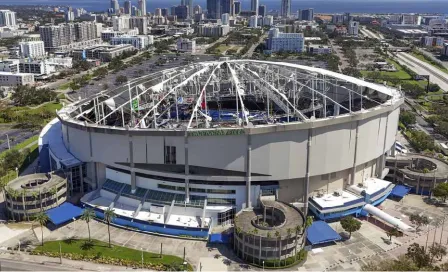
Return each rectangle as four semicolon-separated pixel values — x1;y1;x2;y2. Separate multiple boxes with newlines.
307;221;342;245
46;202;84;226
390;185;411;199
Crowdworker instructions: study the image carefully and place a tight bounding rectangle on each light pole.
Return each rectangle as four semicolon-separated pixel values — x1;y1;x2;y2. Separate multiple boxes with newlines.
263;260;265;271
15;167;18;178
141;248;144;268
17;240;20;252
59;242;62;264
6;134;10;150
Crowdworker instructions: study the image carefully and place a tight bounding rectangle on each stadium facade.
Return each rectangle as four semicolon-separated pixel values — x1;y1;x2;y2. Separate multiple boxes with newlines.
39;59;403;237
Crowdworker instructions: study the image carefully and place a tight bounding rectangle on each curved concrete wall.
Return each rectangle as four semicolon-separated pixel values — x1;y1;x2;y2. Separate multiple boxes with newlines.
61;107;400;182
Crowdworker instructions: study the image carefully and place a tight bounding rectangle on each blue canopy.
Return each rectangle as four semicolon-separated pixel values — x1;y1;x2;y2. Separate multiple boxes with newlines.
307;221;342;245
390;185;411;199
46;202;84;226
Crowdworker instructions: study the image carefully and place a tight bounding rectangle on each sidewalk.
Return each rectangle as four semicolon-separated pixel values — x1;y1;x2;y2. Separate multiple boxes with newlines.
0;250;145;271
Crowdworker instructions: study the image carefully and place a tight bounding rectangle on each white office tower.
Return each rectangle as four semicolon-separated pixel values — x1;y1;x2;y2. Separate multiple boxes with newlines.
0;10;16;27
251;0;259;16
193;5;202;14
124;0;132;15
249;15;258;28
266;28;305;53
65;7;75;22
221;13;230;25
155;8;162;17
348;21;359;36
263;15;274;26
110;0;120;14
19;41;45;59
280;0;291;18
186;0;193;19
138;0;147;16
112;16;131;31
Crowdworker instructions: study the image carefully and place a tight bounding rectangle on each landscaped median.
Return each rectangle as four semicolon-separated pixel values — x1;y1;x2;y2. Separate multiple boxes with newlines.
32;239;192;271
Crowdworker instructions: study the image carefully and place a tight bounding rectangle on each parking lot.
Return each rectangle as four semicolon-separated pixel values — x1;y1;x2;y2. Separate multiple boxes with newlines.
68;54;216;101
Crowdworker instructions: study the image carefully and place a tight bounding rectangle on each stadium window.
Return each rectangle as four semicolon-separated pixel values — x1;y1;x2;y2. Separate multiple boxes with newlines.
164;146;176;164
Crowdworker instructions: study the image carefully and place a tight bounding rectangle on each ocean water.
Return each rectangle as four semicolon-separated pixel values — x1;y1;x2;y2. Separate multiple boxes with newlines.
0;0;447;14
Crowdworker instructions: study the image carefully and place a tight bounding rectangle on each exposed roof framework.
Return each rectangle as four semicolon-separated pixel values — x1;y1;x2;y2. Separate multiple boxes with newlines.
62;60;401;131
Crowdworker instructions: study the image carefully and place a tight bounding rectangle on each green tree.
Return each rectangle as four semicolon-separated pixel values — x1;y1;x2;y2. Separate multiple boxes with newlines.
408;130;438;152
433;183;448;202
340;216;362;239
34;212;49;247
81;208;95;241
409;213;430;232
362;255;419;271
115;75;128;85
104;208;116;248
400;111;416;127
429;243;447;262
406;243;431;269
386;226;400;241
2;149;23;171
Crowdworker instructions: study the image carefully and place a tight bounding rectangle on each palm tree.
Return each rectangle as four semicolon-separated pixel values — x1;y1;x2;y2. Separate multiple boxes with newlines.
31;191;39;210
34;212;49;247
50;187;58;207
294;225;302;261
303;216;314;246
81;208;95;241
275;230;281;267
286;228;292;261
104;208;116;248
7;188;19;221
21;189;28;221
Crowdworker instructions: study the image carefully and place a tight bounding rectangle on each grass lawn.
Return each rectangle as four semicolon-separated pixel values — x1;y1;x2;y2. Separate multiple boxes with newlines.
216;44;231;54
59;81;71;90
361;58;412;80
411;52;448;74
0;135;38;159
34;239;191;270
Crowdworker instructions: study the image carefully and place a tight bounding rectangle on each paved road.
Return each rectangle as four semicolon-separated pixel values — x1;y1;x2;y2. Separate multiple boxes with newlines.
395;52;448;92
243;33;267;58
0;258;74;271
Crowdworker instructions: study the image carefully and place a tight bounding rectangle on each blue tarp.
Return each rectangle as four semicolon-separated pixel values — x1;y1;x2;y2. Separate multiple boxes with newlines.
46;202;84;226
307;221;342;245
209;233;232;243
390;185;412;198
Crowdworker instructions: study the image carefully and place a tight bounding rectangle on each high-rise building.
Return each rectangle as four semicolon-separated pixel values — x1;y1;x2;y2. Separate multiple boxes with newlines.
207;0;221;19
266;28;305;53
251;0;259;16
112;16;131;31
299;8;314;21
249;15;258;28
110;0;120;14
161;8;169;16
39;24;76;51
177;38;196;52
138;0;147;16
175;5;189;20
234;1;241;15
124;0;132;15
155;8;162;17
132;6;139;16
19;41;45;59
193;5;202;15
171;6;177;16
221;0;234;17
280;0;291;18
348;20;359;36
221;13;229;25
0;10;16;27
186;0;193;18
74;21;98;41
258;5;266;17
65;7;75;22
130;16;148;35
